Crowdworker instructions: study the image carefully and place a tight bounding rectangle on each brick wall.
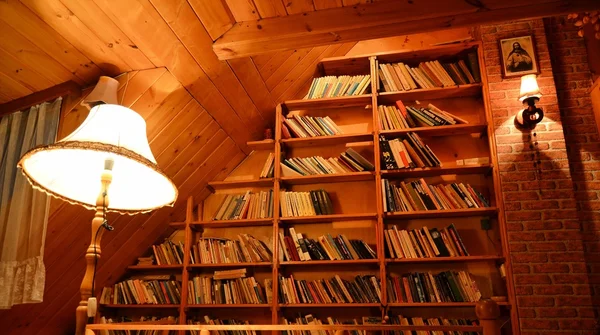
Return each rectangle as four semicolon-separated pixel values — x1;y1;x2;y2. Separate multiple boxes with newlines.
481;18;598;333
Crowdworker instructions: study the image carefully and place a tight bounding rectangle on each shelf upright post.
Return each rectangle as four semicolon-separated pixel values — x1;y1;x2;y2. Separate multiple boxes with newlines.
272;103;284;332
178;196;194;335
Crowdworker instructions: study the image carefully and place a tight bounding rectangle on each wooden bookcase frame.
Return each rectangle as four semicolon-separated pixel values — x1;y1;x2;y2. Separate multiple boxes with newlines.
98;41;518;335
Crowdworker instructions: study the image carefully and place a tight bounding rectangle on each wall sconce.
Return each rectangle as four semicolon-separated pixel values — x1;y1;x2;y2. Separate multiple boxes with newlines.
514;74;544;129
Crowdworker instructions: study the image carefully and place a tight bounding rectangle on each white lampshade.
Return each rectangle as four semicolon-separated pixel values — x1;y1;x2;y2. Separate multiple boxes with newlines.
18;79;177;214
519;74;542;102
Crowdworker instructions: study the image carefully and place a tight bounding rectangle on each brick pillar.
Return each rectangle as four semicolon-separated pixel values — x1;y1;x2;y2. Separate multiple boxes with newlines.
481;19;596;333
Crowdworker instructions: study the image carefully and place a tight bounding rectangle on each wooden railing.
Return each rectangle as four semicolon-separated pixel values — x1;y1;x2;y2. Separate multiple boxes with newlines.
86;300;501;335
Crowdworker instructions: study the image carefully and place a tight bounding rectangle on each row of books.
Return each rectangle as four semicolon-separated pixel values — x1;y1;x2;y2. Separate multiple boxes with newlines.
279;275;381;304
282;314;376;335
189;316;256;335
150;240;184;265
281;148;374;177
187;275;269;305
380;133;441;169
280;189;333;217
384;224;469;259
99;316;178;335
259;152;275;178
378;101;467;131
191;235;272;265
279;227;376;262
305;75;371;99
99;279;182;305
377;54;480;92
212;190;274;221
382;179;490;213
283;114;343;138
387;271;482;303
387;316;480;335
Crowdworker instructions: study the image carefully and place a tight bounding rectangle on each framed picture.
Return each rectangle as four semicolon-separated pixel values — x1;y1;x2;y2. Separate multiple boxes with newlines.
499;35;540;78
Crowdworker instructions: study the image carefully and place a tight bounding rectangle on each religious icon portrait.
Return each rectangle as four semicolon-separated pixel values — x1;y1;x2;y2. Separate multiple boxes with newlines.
499;35;540;78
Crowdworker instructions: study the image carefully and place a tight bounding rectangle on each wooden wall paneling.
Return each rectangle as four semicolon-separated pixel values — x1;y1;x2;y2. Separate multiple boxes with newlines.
284;0;315;14
258;49;296;81
313;0;343;10
269;45;329;100
148;100;201;154
0;0;102;84
0;72;31;103
19;0;132;75
116;68;167;107
252;0;287;18
150;0;268;125
227;57;277;118
0;20;85;86
0;47;57;92
0;80;80;118
90;0;256;152
251;52;278;70
225;0;261;21
56;0;157;69
186;0;236;41
265;47;313;90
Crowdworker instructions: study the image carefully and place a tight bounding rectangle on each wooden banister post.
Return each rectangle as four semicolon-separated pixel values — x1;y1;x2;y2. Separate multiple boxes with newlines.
476;299;501;335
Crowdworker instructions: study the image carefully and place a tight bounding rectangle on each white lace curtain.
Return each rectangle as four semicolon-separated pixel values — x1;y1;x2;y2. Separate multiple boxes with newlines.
0;97;62;309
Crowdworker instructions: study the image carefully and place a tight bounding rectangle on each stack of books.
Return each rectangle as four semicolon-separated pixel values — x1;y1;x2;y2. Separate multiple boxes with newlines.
151;240;184;265
283;114;343;138
305;75;371;99
100;316;178;335
281;315;378;335
279;227;376;262
382;179;490;213
189;316;255;335
260;153;275;178
387;316;479;334
281;148;374;177
100;277;182;305
279;189;333;217
378;101;468;130
384;224;469;259
379;134;441;170
278;274;381;304
136;256;154;266
212;190;274;220
387;271;482;303
377;53;480;92
191;235;272;264
188;274;268;305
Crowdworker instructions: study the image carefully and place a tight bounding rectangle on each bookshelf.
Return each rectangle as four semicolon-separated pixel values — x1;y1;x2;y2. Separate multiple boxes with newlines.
96;41;516;334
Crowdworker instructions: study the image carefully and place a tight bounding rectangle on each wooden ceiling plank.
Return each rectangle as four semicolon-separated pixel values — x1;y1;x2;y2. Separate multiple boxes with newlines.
313;0;343;10
0;0;102;84
251;52;277;70
0;80;80;117
265;47;312;90
253;0;287;18
145;90;194;139
90;0;255;152
149;0;266;134
342;0;361;5
257;49;295;81
117;69;168;108
149;102;209;157
213;0;600;59
225;0;261;21
56;0;157;69
284;0;315;15
0;20;85;86
227;57;276;119
0;71;33;103
19;0;132;76
0;48;56;92
269;45;329;100
187;0;235;41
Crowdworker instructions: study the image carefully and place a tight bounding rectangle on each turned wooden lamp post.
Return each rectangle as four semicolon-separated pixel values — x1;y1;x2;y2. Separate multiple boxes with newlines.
17;76;178;335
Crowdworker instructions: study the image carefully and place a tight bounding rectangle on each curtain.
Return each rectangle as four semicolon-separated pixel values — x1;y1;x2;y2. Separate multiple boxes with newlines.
0;97;62;309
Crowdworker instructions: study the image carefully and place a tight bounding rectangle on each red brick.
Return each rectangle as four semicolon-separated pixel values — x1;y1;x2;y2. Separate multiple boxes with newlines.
508;232;545;241
556;296;593;306
517;308;536;318
545;231;583;241
548;252;586;262
521;200;559;210
512;264;531;274
515;286;533;295
533;263;570;273
518;296;555;307
553;274;590;284
558;320;599;330
533;285;574;295
521;319;559;330
535;307;577;317
506;211;542;221
523;221;562;230
515;274;552;284
528;242;566;252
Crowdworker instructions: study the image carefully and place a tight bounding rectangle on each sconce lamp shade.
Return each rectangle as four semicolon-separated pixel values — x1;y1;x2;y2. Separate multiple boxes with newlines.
519;74;542;102
18;77;177;214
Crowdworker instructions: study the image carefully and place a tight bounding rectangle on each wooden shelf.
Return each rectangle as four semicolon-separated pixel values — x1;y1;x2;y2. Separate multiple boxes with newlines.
187;304;271;308
280;213;377;224
127;264;183;271
381;165;492;178
378;84;482;101
384;207;498;220
189;262;272;269
190;218;273;228
284;95;372;110
386;256;504;264
380;123;487;137
388;302;510;308
207;178;274;191
247;139;275;151
100;304;180;309
281;259;379;266
281;172;374;185
281;133;373;148
279;303;380;308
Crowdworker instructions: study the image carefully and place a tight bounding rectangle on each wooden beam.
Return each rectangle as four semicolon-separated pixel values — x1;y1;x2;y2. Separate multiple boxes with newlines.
0;80;81;117
213;0;600;60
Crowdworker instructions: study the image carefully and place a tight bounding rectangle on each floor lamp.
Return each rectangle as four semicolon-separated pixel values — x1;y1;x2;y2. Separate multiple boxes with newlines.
17;76;178;335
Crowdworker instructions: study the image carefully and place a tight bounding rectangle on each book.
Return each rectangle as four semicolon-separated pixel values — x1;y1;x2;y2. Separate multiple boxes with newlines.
100;316;178;335
280;189;333;217
282;149;373;176
379;134;441;170
188;316;255;335
388;271;481;303
384;224;470;259
192;235;272;264
259;153;275;178
151;240;184;265
387;315;479;335
305;75;371;99
280;228;376;262
278;274;381;304
284;114;344;138
100;279;182;305
212;190;274;220
188;274;267;304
